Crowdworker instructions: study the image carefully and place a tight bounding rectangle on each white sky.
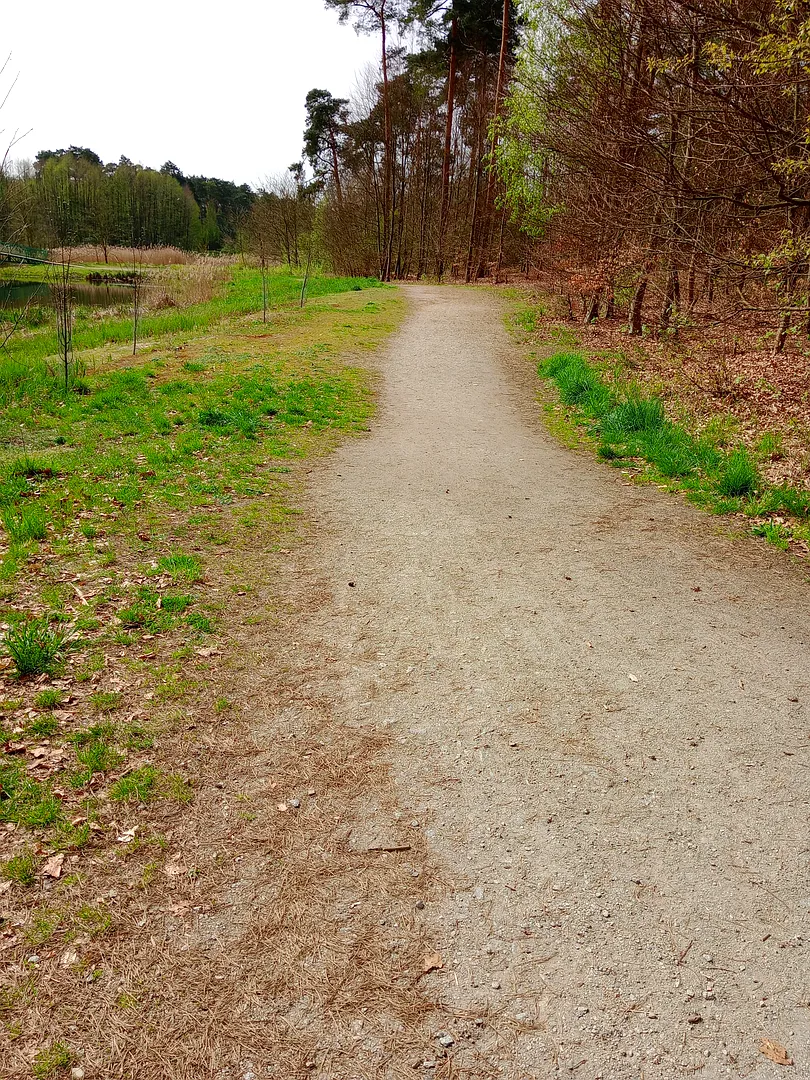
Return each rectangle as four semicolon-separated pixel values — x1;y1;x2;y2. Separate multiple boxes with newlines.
2;0;382;188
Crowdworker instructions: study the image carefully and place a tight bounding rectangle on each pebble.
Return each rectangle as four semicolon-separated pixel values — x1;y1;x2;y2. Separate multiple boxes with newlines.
289;799;301;809
437;1034;454;1048
415;901;425;911
71;1070;85;1080
491;981;501;990
601;909;611;919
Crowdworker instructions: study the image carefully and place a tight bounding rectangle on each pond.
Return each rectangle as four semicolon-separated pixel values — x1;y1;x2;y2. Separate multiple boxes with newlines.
0;279;135;311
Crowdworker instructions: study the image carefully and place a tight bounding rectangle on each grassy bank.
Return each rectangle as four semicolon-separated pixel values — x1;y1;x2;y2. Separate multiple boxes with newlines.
0;266;381;402
0;273;402;1073
518;313;810;555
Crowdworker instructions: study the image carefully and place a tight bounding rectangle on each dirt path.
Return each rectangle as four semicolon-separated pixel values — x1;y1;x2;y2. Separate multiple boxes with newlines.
296;285;810;1079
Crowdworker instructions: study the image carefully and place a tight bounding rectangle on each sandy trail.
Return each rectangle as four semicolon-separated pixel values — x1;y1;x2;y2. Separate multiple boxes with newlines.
301;285;809;1079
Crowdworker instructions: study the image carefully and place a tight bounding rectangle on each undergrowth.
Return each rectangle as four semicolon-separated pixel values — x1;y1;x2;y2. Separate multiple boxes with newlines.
537;347;810;550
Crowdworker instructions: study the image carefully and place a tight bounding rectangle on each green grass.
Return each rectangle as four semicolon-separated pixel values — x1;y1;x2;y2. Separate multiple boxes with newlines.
155;552;203;583
0;758;64;827
0;275;398;854
109;765;159;803
536;348;810;546
34;688;64;710
0;266;382;404
2;505;47;543
2;618;67;676
32;1042;76;1078
2;850;37;885
0;283;380;592
26;714;60;737
89;690;123;713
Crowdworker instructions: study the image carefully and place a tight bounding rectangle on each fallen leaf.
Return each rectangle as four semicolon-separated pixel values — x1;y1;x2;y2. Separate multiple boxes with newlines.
0;880;12;895
42;853;65;879
61;948;79;967
116;827;138;844
760;1039;793;1066
423;952;444;974
277;803;289;812
163;861;187;878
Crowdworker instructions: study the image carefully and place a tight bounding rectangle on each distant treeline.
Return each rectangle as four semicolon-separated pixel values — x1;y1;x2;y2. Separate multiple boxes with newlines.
0;147;255;257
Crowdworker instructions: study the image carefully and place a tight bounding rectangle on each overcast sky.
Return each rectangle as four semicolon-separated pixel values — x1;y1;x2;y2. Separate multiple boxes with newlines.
2;0;382;188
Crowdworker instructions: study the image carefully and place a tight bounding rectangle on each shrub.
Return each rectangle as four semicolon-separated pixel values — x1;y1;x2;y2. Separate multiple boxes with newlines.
3;618;67;676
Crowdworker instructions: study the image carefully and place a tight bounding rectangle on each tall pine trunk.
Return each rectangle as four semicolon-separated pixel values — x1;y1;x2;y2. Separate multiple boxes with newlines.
437;14;458;280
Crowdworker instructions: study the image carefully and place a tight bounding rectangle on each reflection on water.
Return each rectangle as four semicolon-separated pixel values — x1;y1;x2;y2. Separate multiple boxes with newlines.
0;280;134;310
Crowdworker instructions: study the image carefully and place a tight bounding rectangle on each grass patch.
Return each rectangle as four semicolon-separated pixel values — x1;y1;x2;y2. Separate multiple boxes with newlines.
155;552;203;583
89;690;123;713
2;505;47;543
0;759;64;827
2;617;67;676
26;714;60;737
537;349;808;545
2;850;37;885
109;765;159;803
32;1041;76;1078
34;688;64;710
716;448;759;497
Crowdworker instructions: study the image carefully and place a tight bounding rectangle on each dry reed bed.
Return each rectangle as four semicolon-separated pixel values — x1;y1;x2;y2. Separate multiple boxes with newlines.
53;246;199;267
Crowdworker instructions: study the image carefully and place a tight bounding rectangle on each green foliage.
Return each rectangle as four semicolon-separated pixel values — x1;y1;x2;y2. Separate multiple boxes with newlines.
71;739;123;787
27;714;60;737
3;618;67;676
752;521;791;549
118;585;200;634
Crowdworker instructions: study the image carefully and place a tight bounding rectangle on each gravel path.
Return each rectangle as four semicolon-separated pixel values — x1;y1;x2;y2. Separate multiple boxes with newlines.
304;285;809;1079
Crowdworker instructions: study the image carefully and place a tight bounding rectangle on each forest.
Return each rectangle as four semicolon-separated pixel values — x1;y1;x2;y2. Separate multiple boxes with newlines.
0;147;255;256
292;0;810;350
